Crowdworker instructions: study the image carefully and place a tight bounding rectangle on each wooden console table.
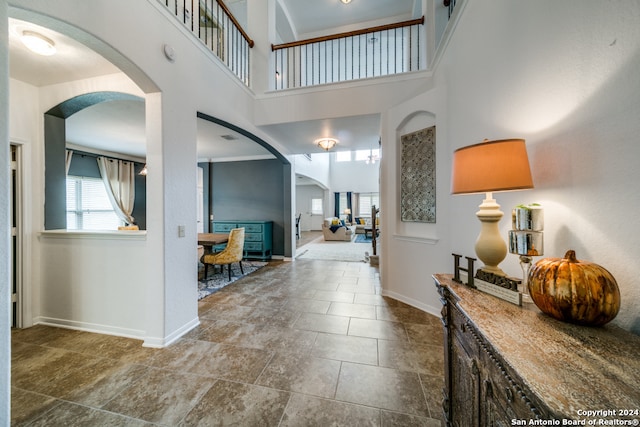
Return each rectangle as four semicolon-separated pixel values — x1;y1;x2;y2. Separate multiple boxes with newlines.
434;274;640;425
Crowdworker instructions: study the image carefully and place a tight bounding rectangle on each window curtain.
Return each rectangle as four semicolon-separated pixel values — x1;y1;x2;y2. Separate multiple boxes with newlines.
346;191;353;223
65;149;73;174
96;156;135;225
352;193;360;218
334;192;340;217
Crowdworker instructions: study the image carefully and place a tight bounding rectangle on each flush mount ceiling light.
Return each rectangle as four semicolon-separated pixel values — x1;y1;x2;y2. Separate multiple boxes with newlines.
21;30;56;56
340;0;352;4
315;137;339;151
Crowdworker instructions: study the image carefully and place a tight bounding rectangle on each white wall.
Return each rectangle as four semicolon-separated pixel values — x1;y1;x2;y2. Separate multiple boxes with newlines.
330;153;380;194
292;153;330;187
0;2;10;422
295;184;325;231
383;0;640;333
37;232;147;337
381;87;450;315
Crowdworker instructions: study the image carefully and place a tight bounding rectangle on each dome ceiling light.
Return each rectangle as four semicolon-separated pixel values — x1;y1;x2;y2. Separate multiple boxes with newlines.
21;30;56;56
315;138;339;151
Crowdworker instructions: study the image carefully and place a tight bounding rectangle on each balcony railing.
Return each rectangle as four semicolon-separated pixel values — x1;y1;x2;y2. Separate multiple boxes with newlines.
160;0;253;86
271;17;425;90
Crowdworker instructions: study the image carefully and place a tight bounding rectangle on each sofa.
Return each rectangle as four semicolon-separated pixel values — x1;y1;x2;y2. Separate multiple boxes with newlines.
353;217;380;235
322;217;354;241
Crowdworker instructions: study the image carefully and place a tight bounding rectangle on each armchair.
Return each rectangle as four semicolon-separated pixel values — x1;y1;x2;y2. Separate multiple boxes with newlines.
321;217;354;241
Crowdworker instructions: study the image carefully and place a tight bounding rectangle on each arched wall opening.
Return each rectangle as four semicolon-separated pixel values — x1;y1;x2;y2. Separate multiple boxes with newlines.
196;113;293;258
44;92;147;230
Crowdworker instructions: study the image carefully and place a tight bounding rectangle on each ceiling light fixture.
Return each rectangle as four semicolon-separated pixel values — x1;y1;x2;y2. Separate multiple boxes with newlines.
315;138;338;151
21;30;56;56
340;0;352;4
365;150;379;164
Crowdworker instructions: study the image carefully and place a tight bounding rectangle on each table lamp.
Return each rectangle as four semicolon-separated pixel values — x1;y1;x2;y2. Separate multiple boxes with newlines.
343;208;351;223
451;139;534;278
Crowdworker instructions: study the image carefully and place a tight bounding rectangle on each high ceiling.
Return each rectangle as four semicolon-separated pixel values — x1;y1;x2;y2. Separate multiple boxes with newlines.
8;0;417;161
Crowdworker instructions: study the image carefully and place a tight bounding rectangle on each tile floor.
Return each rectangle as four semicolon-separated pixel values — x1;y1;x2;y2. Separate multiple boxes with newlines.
11;259;444;426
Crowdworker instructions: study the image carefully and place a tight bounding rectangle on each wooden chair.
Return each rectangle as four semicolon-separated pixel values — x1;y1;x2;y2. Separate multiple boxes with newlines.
201;227;245;280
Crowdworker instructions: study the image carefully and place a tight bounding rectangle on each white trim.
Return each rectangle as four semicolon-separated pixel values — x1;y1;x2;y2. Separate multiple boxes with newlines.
430;0;468;72
381;288;441;318
392;234;439;245
142;317;200;348
259;69;431;98
39;229;147;241
34;317;146;340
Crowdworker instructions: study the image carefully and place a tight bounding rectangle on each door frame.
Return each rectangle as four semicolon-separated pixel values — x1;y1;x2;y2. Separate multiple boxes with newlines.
10;143;23;328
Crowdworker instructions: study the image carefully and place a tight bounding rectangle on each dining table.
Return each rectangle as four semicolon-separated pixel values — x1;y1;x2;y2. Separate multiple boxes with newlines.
197;233;229;255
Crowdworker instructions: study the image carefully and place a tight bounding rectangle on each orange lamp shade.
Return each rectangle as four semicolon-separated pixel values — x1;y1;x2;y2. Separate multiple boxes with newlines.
451;139;533;194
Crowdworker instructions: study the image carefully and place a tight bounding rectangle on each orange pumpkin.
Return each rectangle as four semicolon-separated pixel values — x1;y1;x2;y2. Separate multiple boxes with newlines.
528;250;620;326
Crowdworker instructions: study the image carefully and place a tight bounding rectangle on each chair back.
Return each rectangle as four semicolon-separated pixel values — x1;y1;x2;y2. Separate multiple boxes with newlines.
225;227;245;261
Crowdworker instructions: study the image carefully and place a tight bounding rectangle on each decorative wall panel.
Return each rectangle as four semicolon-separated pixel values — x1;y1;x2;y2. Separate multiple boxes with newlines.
401;126;436;223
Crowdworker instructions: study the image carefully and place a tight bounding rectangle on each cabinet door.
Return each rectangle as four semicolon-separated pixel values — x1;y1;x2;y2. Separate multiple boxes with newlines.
451;336;480;427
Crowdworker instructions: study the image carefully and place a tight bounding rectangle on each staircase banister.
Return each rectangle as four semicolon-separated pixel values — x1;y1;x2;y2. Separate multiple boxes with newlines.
272;16;424;51
216;0;254;47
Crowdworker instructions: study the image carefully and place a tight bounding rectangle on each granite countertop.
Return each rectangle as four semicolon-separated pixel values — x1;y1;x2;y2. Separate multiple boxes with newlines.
434;274;640;418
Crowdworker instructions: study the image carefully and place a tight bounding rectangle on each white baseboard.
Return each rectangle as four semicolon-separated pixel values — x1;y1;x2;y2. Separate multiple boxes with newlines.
380;289;441;318
34;315;201;348
34;316;146;340
142;317;200;348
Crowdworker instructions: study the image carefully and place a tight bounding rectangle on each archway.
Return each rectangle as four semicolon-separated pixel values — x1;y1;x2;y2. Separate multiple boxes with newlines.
44;92;147;230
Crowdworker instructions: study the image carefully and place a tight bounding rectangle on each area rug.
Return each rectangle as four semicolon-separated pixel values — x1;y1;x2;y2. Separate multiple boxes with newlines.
354;234;374;243
197;261;267;300
296;237;369;262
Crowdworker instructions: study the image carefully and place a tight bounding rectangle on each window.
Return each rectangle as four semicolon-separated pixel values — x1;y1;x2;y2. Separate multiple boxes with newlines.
335;151;352;162
358;192;379;218
66;176;122;230
311;198;323;215
354;150;369;161
355;149;380;162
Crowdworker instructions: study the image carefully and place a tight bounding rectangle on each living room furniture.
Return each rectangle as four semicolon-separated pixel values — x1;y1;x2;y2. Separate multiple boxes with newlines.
434;273;640;425
201;228;244;280
197;233;229;255
363;226;379;239
212;220;273;260
321;217;353;241
353;218;369;234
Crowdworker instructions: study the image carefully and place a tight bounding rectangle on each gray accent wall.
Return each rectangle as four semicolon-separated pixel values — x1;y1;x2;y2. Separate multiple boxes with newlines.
44;114;67;230
210;159;287;257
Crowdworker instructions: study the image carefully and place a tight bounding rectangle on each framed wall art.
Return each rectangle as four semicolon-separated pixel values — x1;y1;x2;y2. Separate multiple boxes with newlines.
400;126;436;223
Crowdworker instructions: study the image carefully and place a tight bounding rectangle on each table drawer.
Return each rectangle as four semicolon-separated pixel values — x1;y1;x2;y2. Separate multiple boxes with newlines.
213;223;235;232
240;223;263;233
245;232;262;242
244;242;263;251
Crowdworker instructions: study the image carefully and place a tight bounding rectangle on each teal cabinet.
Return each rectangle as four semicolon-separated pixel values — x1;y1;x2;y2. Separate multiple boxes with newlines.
212;220;273;260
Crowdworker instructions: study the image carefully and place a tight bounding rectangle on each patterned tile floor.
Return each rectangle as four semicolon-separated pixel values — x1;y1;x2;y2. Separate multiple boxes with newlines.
11;259;444;426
